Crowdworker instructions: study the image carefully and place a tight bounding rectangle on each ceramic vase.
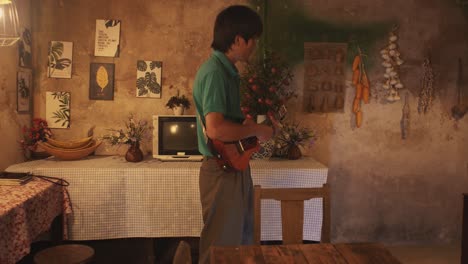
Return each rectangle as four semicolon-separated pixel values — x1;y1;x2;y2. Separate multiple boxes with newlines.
287;144;302;160
125;142;144;162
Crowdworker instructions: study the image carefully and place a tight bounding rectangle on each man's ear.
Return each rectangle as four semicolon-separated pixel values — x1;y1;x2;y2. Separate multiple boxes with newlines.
234;35;246;46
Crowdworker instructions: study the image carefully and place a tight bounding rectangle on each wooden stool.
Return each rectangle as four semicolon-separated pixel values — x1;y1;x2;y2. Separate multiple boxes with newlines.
34;244;94;264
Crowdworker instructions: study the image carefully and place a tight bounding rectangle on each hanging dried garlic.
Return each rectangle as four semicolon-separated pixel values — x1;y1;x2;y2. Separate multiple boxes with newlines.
417;56;435;114
380;27;405;102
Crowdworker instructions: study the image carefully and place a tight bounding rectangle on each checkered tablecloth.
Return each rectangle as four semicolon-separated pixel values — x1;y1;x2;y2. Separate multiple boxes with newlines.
6;156;328;241
0;178;67;264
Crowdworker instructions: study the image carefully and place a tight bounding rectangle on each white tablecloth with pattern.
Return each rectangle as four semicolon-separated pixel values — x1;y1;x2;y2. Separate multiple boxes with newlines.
6;155;328;241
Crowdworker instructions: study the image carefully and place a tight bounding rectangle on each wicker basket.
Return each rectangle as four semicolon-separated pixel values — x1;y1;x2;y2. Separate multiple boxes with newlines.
38;141;102;161
46;136;93;149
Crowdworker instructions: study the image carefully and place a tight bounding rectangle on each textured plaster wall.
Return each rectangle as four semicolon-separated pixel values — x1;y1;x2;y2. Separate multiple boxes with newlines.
280;0;468;244
0;0;31;171
29;0;467;244
31;0;242;155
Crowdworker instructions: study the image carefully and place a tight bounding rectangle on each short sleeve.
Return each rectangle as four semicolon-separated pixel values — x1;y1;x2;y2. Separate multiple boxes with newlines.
201;70;227;117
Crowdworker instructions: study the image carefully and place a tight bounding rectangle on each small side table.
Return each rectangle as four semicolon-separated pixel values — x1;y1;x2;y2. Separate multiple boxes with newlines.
462;193;467;264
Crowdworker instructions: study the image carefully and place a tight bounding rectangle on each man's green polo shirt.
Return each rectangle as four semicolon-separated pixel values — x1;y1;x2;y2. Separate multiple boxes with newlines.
193;50;244;156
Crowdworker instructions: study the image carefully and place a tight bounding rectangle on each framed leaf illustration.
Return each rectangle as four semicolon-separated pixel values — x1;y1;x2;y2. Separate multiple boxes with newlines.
89;63;114;100
47;41;73;78
18;28;32;68
17;70;32;114
46;91;71;129
136;60;162;98
94;19;121;57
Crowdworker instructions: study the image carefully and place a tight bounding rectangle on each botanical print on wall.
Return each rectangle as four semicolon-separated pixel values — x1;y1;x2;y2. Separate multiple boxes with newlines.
17;70;32;113
46;91;70;129
136;60;162;98
18;28;32;68
94;19;121;57
47;41;73;78
89;63;114;100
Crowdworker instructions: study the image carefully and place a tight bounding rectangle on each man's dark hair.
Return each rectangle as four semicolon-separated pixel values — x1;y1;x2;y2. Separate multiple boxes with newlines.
211;5;263;52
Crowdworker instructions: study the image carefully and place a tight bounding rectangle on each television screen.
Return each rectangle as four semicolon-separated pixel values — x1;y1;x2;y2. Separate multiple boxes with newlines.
152;115;202;160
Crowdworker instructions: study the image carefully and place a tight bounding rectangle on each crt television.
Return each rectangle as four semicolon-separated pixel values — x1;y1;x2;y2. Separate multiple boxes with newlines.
152;115;203;161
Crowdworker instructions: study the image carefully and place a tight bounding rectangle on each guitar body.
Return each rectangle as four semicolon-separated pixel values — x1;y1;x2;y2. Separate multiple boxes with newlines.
210;136;260;172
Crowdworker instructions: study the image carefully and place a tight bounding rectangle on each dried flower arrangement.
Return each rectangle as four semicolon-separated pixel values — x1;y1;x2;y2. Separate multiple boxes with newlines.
274;122;316;159
101;114;150;146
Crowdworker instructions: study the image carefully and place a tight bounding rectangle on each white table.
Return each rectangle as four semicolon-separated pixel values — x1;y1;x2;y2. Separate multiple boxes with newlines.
6;156;328;241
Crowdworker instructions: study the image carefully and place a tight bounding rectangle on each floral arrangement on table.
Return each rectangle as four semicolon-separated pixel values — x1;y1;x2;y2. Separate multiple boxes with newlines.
274;122;317;160
240;50;295;122
101;114;151;162
19;118;53;159
101;114;150;146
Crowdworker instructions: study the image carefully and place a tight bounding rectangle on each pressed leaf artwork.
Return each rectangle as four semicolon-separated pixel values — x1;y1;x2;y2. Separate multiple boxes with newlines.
46;91;70;128
47;41;73;78
136;60;162;98
96;66;109;93
17;70;32;113
90;63;114;100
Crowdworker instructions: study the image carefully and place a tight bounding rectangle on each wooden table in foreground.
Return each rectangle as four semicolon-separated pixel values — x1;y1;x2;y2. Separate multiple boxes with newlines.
210;243;402;264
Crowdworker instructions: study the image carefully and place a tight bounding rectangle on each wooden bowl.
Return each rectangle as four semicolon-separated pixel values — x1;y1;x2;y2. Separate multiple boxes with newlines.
45;136;93;149
38;140;102;161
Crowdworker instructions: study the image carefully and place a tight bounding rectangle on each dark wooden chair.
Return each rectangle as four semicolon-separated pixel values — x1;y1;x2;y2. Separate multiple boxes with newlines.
253;183;331;245
34;244;94;264
173;240;192;264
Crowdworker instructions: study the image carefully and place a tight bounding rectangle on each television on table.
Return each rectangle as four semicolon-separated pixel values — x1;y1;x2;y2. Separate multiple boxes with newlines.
152;115;203;161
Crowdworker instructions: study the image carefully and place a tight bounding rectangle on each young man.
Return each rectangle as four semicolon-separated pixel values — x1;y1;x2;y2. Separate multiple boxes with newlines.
192;5;273;264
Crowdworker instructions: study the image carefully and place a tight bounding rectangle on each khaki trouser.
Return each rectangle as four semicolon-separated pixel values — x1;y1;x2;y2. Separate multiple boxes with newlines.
198;158;254;264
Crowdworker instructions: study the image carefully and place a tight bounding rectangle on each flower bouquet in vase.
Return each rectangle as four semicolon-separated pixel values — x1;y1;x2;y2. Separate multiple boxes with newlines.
19;118;53;160
101;114;150;162
274;122;316;160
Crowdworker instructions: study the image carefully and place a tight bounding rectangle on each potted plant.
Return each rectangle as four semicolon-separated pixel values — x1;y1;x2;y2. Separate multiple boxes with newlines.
166;90;191;115
274;122;316;160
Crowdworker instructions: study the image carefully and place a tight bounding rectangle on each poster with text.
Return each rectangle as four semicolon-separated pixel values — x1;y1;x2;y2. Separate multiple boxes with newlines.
46;91;70;129
94;19;121;57
47;41;73;78
136;60;162;98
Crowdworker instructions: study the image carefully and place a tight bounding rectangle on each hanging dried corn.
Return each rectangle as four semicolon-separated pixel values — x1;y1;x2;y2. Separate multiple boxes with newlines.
417;56;435;114
381;26;405;102
351;47;370;128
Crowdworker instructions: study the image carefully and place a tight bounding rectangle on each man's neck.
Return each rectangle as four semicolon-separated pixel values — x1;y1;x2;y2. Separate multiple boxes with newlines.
224;49;238;64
